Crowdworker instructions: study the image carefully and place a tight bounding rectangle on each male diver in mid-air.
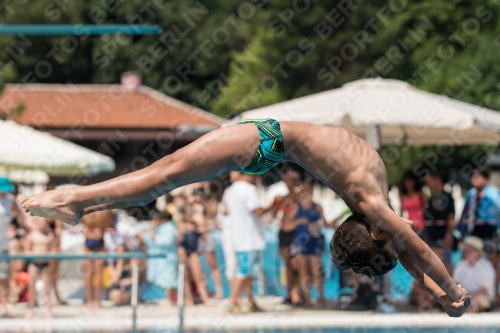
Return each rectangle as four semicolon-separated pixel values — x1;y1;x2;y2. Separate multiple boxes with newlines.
19;118;471;316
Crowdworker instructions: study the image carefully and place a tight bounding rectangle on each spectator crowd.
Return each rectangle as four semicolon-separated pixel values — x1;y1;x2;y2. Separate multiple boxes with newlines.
0;166;499;318
403;168;500;313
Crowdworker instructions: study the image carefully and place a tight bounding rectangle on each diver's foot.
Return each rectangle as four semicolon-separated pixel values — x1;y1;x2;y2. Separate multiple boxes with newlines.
19;190;82;226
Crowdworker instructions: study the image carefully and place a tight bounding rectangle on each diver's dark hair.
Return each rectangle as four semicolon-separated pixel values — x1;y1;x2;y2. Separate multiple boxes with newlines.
330;213;397;278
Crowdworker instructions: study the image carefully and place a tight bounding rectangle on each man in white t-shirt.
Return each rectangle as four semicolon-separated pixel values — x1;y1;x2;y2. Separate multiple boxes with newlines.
223;172;267;313
453;236;496;312
0;177;20;317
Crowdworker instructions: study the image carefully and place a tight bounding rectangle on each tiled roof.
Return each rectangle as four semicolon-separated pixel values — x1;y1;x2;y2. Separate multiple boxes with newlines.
0;84;223;129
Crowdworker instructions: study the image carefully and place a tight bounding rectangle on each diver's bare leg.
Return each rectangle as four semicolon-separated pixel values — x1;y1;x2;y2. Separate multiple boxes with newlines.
19;124;260;224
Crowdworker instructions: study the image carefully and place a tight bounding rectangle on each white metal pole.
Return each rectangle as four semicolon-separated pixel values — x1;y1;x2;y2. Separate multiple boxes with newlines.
366;124;381;150
131;262;139;333
178;263;185;332
258;251;264;296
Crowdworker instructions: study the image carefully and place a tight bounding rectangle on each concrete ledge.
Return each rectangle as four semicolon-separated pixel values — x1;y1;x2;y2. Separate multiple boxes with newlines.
2;297;499;331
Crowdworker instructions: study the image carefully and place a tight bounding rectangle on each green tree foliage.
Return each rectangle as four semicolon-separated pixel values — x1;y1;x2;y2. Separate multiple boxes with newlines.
213;0;500;116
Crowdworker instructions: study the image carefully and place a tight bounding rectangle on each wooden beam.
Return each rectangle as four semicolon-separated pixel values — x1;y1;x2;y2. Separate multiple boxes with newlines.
41;127;203;141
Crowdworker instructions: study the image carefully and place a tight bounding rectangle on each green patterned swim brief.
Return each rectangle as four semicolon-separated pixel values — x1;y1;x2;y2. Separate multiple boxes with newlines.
238;118;285;175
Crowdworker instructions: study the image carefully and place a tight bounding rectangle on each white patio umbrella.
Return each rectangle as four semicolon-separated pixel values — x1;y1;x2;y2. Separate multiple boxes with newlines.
0;167;49;184
225;78;500;149
0;120;115;176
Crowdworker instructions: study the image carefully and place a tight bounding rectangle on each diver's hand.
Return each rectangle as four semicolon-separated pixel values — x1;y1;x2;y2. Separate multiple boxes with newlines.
438;285;471;317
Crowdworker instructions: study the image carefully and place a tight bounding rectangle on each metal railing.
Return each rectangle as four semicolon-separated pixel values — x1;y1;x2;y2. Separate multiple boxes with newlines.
0;252;185;333
0;253;163;260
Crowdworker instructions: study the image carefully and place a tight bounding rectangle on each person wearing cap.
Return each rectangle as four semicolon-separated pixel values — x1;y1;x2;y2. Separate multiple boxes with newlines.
453;236;496;312
0;176;21;317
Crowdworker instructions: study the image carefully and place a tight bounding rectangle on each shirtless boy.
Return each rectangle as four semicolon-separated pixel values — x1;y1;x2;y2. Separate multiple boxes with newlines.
19;118;470;316
25;217;55;319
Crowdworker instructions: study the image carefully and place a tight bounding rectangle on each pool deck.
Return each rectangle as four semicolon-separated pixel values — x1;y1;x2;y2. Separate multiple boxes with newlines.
2;297;500;331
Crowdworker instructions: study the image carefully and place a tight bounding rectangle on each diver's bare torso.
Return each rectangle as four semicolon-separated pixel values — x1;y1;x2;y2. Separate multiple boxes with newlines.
280;121;389;213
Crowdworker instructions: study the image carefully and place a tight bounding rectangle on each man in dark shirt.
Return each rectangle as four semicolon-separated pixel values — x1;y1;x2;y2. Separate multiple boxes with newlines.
424;172;456;256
